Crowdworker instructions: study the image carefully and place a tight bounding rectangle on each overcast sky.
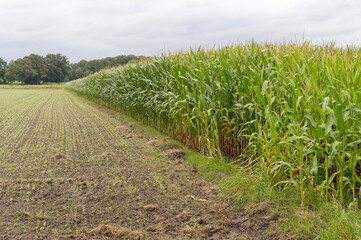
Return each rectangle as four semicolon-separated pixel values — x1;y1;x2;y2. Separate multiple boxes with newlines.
0;0;360;63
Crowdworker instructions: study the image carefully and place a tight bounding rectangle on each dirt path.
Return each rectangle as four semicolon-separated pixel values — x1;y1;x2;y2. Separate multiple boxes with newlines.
0;89;282;239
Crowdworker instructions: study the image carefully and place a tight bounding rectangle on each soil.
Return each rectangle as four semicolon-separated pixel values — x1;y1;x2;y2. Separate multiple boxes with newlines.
0;89;288;239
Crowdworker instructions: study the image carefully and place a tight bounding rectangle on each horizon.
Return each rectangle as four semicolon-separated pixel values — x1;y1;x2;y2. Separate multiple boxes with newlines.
3;39;361;64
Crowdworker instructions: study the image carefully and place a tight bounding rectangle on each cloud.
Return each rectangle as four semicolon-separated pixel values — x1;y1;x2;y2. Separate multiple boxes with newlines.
0;0;360;62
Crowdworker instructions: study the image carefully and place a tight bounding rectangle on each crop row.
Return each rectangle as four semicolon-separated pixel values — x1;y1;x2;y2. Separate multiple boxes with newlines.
68;42;361;204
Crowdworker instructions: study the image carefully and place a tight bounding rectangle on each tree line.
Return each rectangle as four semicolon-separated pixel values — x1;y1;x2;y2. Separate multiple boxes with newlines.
0;54;143;85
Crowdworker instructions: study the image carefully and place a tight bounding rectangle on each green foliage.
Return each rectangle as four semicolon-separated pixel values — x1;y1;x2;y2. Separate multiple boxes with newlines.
317;201;361;240
25;54;48;84
5;58;36;85
44;53;70;83
68;55;145;81
285;200;361;239
4;53;69;84
68;41;361;204
0;54;142;85
0;58;6;83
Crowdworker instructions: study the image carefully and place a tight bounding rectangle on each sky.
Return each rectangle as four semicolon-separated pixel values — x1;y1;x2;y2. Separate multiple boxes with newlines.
0;0;360;63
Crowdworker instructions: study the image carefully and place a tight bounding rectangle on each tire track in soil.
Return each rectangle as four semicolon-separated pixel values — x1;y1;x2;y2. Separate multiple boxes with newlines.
0;89;286;240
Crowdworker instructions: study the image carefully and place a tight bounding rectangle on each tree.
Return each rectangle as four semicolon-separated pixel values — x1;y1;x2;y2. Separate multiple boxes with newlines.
67;55;143;81
0;58;7;84
25;54;48;84
5;58;35;85
45;54;69;83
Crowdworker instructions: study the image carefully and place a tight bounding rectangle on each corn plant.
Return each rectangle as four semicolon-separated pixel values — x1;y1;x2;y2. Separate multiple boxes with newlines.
68;41;361;204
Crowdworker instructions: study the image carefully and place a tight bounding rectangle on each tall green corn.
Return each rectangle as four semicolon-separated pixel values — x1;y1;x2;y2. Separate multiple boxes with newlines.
68;41;361;204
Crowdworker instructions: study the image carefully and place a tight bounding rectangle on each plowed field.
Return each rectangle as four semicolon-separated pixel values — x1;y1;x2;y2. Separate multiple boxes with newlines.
0;89;281;239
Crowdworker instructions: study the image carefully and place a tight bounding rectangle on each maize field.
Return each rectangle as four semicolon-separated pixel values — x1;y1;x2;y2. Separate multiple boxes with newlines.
68;42;361;204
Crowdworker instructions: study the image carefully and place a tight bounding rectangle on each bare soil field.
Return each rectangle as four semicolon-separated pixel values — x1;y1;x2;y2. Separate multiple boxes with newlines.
0;89;284;239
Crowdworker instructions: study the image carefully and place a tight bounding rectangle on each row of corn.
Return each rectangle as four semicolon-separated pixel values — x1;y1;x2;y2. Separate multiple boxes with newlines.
69;41;361;204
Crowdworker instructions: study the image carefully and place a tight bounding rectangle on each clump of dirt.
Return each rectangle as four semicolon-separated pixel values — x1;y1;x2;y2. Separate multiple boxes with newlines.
89;224;143;239
146;225;161;232
143;204;159;212
176;210;191;222
249;201;274;217
149;139;187;160
185;194;207;202
189;164;198;172
202;225;224;237
182;225;196;236
115;125;126;130
19;211;32;219
197;217;208;225
53;153;67;159
115;124;145;140
148;139;163;146
92;152;111;159
99;152;111;157
148;138;181;151
166;149;186;160
163;142;181;150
